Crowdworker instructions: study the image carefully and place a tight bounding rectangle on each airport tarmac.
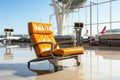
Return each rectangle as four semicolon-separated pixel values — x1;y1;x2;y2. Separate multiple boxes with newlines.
0;45;120;80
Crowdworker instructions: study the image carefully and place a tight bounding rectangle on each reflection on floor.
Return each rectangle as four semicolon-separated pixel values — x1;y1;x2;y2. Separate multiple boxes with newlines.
0;46;120;80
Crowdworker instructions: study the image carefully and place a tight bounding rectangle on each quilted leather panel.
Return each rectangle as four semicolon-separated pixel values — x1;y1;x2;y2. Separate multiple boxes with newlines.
28;22;59;56
28;22;53;34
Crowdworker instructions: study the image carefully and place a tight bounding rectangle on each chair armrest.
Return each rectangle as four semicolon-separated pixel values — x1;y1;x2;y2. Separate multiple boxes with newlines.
30;42;57;58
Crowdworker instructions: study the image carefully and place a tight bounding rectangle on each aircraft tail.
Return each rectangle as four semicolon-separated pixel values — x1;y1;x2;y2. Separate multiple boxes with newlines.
86;30;88;34
84;29;88;37
101;26;106;35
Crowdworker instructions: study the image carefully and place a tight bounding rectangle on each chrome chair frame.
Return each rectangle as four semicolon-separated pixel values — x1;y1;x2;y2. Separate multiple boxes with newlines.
28;41;81;71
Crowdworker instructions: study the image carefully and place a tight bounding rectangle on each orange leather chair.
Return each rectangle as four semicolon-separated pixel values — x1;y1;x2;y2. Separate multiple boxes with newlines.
28;22;84;71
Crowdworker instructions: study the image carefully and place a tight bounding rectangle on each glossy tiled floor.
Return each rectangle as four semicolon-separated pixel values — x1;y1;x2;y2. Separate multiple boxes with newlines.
0;45;120;80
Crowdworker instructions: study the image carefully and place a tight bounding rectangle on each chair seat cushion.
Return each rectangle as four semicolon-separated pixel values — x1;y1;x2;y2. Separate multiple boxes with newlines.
40;46;84;57
54;46;84;56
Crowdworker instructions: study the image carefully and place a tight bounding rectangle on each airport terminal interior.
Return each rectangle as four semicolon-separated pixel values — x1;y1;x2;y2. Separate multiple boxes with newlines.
0;0;120;80
0;46;120;80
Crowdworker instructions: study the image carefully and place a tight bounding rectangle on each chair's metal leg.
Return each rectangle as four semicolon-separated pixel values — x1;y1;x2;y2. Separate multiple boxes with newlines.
48;59;58;66
77;61;80;66
27;58;40;69
48;59;58;72
74;56;80;66
53;65;59;72
27;61;31;69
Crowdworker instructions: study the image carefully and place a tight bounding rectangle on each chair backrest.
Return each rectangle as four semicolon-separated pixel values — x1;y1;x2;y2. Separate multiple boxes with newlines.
28;22;59;56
